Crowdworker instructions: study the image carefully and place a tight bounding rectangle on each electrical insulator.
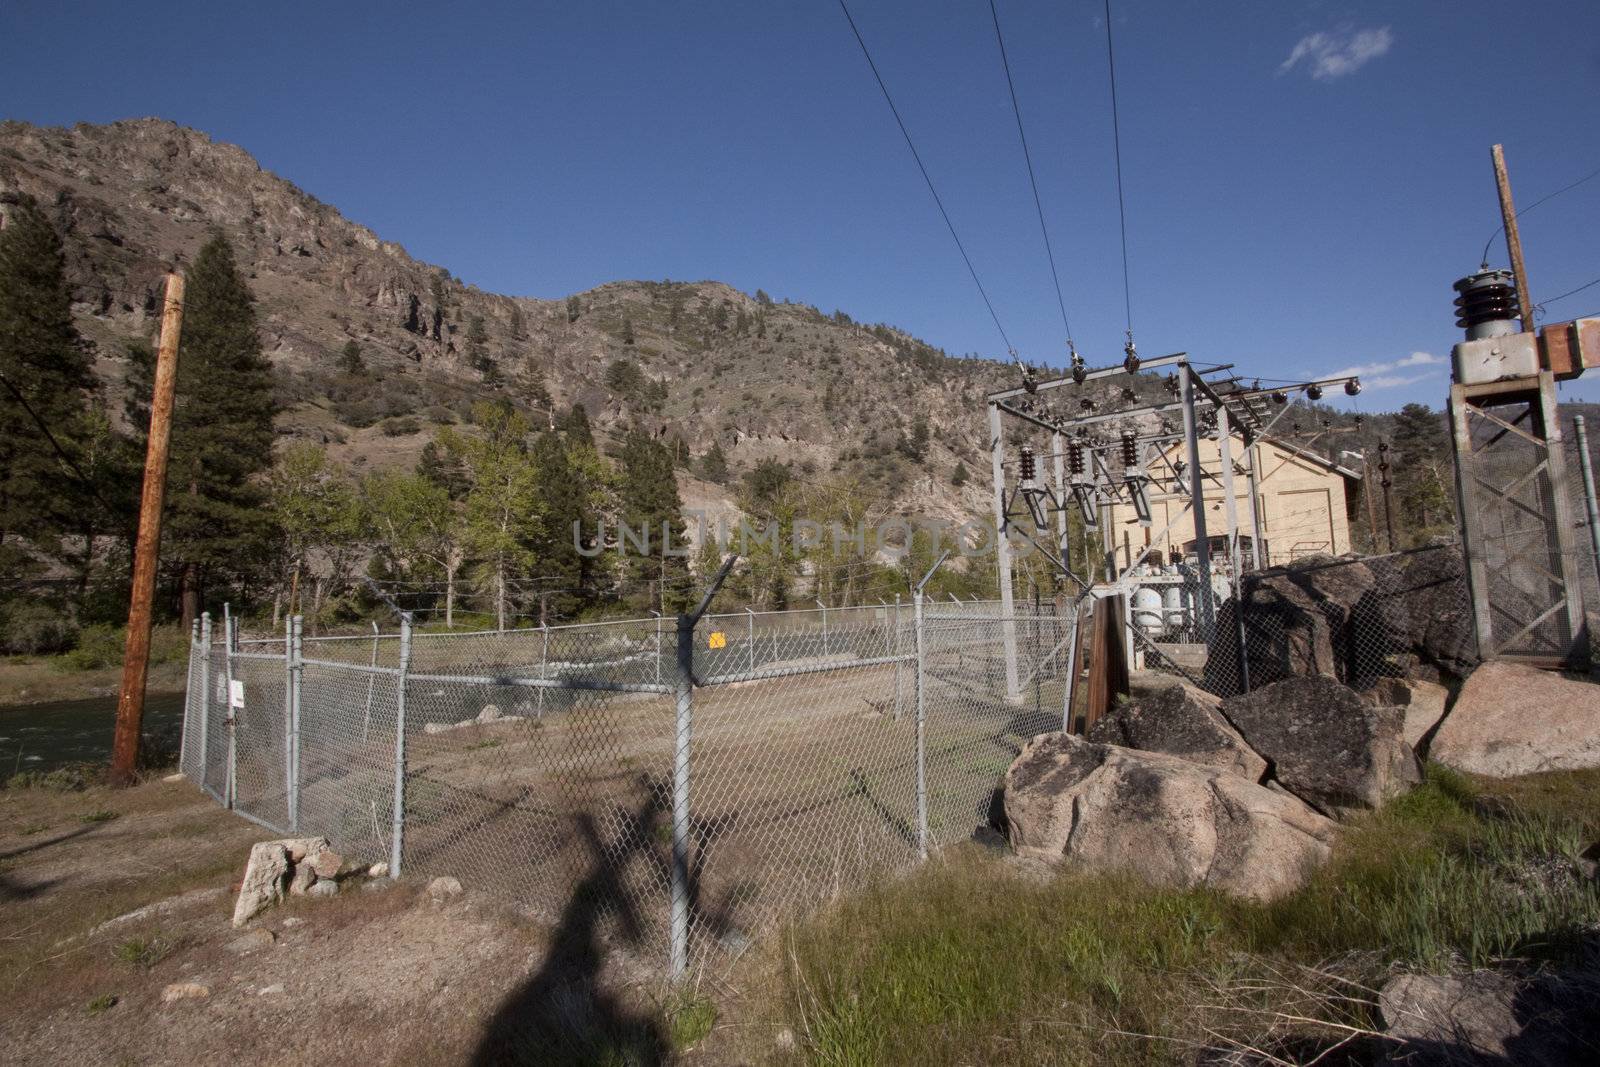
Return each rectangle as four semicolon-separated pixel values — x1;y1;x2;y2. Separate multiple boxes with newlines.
1080;396;1095;412
1165;373;1180;396
1345;377;1362;396
1271;391;1288;404
1120;430;1137;467
1452;268;1520;341
1022;364;1038;394
1019;445;1038;485
1068;440;1085;476
1123;336;1140;374
1306;384;1323;401
1069;348;1087;384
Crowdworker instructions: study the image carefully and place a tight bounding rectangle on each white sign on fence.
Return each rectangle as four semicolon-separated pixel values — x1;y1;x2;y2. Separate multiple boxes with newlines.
229;680;245;710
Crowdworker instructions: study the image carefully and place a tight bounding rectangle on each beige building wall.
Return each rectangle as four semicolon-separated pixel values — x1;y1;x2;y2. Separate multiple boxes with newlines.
1100;437;1354;571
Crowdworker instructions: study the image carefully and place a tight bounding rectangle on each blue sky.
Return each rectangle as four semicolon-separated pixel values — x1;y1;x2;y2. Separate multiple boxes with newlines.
3;0;1598;409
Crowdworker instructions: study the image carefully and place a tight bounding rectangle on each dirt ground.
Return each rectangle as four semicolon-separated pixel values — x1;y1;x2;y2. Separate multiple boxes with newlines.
0;657;187;706
0;776;776;1066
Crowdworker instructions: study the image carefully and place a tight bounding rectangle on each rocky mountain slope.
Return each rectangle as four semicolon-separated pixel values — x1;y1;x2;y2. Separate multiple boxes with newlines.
0;117;1091;526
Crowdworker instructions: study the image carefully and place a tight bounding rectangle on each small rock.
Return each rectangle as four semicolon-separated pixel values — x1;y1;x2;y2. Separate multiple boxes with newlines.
477;704;504;723
258;984;284;997
280;837;331;863
162;772;186;783
427;876;464;901
719;928;751;953
281;917;304;928
287;863;317;896
367;862;389;878
161;982;210;1003
423;721;451;736
225;929;275;954
774;1028;796;1052
362;878;394;894
309;848;343;880
307;879;337;898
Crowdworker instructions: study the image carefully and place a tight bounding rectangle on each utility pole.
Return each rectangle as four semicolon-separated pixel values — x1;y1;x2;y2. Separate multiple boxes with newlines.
111;272;185;786
1491;145;1535;333
1378;440;1397;552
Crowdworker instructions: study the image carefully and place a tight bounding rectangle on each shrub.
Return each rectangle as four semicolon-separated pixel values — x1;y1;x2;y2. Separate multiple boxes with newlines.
381;415;421;437
0;599;78;655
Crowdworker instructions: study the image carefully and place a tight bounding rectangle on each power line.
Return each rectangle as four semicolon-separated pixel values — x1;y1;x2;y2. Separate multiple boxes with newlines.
1480;161;1600;267
1535;274;1600;317
836;0;1014;355
988;0;1075;348
1102;0;1134;341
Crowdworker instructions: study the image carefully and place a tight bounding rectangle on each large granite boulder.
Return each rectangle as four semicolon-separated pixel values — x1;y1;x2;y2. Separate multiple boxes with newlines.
1429;661;1600;777
1378;969;1600;1066
1086;682;1267;782
1368;541;1480;681
1221;676;1420;818
1367;675;1452;752
1004;734;1337;901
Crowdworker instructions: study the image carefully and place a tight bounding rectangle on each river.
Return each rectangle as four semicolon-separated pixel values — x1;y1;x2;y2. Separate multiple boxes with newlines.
0;691;186;777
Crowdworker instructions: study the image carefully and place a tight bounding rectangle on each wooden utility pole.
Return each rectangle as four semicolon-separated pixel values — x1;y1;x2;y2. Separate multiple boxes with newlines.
110;272;185;786
1491;145;1535;333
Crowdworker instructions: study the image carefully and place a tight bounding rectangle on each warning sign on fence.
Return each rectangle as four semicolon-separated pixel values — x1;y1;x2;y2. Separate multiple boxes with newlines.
229;680;245;710
707;631;726;650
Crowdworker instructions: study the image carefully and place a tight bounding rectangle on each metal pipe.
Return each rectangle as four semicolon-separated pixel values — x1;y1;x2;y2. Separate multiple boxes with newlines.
1215;407;1250;694
390;613;412;879
198;613;211;790
669;612;695;978
913;589;928;860
1575;416;1600;600
989;402;1021;701
224;608;237;809
1180;365;1215;638
361;620;378;742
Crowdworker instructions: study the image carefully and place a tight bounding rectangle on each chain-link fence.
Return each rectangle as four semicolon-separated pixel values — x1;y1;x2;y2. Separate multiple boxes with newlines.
179;593;1072;976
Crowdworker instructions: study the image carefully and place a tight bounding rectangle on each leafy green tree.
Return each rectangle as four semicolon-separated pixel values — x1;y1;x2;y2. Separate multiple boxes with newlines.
0;196;97;582
364;468;466;626
128;233;276;627
617;428;689;611
699;439;729;484
267;442;364;626
440;402;541;630
338;340;364;375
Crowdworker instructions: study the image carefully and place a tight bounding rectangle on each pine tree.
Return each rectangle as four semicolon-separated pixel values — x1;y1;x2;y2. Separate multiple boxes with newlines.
558;403;594;448
440;401;541;630
952;462;969;487
528;429;610;618
338;340;364;375
416;439;471;501
0;196;96;577
699;439;729;484
617;428;689;611
129;233;277;626
566;295;581;323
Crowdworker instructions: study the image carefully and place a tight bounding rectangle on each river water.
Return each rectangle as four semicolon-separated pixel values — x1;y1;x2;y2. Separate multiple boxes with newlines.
0;691;186;777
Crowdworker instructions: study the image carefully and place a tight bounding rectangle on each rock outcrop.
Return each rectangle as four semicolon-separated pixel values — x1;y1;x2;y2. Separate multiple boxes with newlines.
1367;675;1452;752
1378;969;1600;1066
1429;661;1600;777
1086;682;1267;782
1221;677;1419;818
1004;734;1338;900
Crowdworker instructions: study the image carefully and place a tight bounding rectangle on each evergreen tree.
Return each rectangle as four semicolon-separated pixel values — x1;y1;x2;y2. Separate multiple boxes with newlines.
617;428;689;611
558;403;594;448
440;402;542;630
566;295;581;323
0;196;97;577
528;429;611;618
621;313;635;346
128;233;276;626
416;439;470;501
951;462;969;487
338;340;364;375
700;439;729;484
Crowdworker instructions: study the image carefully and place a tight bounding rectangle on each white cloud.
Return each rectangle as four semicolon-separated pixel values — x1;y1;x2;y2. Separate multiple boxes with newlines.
1327;351;1443;383
1280;26;1394;80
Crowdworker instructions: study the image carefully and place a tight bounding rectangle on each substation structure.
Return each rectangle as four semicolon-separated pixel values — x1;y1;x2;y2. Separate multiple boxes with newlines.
984;351;1362;704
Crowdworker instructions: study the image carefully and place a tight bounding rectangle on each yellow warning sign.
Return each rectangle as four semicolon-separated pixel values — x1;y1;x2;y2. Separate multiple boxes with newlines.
707;631;727;650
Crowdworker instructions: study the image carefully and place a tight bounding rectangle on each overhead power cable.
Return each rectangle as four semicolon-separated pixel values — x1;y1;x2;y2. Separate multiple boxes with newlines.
836;0;1015;355
1534;274;1600;318
988;0;1075;350
1102;0;1134;342
1480;162;1600;268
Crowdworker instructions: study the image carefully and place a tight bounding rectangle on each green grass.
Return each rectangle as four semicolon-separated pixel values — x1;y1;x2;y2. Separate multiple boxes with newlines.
85;993;117;1015
665;992;717;1051
777;765;1600;1066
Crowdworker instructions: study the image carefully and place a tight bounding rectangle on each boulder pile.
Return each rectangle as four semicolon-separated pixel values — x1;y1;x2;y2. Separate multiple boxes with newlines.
232;836;370;926
1007;654;1600;899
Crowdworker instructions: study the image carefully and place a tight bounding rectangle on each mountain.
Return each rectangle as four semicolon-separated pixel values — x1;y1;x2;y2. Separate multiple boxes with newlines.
0;117;1073;527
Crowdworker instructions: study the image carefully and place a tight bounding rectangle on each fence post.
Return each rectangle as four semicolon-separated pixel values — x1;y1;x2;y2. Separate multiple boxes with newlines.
361;620;378;742
536;622;549;718
746;608;755;675
284;615;300;830
390;612;413;879
670;611;695;979
892;593;903;720
223;608;237;810
1575;416;1600;597
913;588;928;860
198;612;211;787
818;600;828;657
